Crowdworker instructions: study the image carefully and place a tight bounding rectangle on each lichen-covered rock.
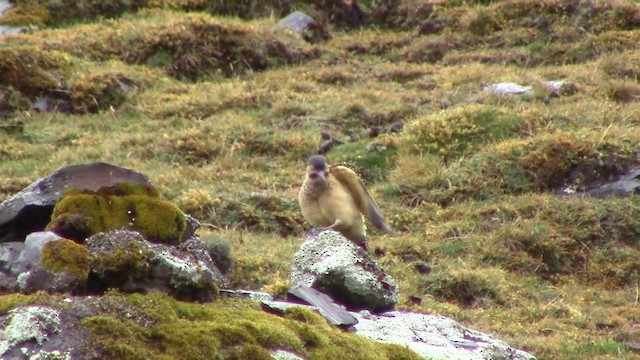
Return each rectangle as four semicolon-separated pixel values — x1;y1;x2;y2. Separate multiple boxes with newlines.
0;162;152;243
0;241;24;273
277;11;330;44
86;230;227;301
85;230;151;291
0;306;65;359
47;183;187;244
352;310;536;360
291;229;398;311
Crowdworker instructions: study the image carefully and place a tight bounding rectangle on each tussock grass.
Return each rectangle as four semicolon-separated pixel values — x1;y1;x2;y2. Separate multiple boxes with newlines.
3;0;640;358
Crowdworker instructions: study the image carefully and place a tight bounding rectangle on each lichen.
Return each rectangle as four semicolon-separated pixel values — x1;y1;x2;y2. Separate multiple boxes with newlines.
0;306;60;356
40;239;91;281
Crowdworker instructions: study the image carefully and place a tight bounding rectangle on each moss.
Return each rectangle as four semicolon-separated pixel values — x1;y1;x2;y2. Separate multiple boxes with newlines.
78;292;422;359
47;184;186;244
40;239;91;281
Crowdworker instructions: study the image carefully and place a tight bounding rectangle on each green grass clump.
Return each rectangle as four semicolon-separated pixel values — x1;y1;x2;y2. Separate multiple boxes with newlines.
402;104;524;161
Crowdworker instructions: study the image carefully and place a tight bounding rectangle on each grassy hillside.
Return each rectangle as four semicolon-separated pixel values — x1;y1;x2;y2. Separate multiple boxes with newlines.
2;0;640;359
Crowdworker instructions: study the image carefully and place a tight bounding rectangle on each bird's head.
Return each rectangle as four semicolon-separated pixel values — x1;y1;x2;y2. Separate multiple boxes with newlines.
306;155;329;184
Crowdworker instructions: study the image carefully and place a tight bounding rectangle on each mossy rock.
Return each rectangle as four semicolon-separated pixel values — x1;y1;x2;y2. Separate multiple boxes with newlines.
40;239;91;281
89;235;151;286
47;183;187;244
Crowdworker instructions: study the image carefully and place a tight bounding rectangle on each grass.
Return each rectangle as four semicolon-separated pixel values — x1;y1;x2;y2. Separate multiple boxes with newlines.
2;0;640;358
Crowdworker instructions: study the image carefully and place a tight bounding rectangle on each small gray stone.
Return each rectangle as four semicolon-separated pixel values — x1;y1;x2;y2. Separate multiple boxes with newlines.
0;241;25;272
11;232;61;276
278;11;316;34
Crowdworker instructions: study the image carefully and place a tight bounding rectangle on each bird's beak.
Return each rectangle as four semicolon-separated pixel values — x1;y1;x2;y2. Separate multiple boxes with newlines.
308;170;326;181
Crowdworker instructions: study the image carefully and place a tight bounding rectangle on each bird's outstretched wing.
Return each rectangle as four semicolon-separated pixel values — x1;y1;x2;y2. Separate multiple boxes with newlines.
330;165;392;233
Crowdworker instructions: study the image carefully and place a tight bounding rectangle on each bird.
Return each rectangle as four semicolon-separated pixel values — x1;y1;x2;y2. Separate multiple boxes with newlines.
298;155;392;249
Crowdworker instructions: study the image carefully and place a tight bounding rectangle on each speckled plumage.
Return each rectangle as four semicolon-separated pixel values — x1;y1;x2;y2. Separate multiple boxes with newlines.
298;155;392;248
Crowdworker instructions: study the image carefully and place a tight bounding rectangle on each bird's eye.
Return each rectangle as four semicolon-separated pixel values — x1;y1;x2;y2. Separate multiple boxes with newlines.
309;173;319;179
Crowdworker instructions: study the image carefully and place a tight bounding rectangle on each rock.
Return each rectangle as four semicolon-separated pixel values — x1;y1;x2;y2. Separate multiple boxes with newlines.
11;231;61;276
9;231;90;294
86;230;228;301
352;310;536;360
291;229;398;311
483;82;534;96
585;167;640;198
259;299;535;360
0;271;17;293
288;286;358;327
413;261;432;275
277;11;329;43
220;289;273;301
0;306;66;359
0;162;152;243
271;349;306;360
0;241;24;272
542;80;577;97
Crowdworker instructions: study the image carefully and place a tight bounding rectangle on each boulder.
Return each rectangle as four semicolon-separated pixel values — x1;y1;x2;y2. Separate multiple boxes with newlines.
0;162;152;243
291;229;398;311
86;230;227;302
352;310;536;360
277;11;329;43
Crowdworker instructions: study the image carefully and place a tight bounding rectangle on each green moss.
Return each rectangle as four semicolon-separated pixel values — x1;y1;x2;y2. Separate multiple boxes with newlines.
40;239;91;281
79;292;422;359
47;184;186;244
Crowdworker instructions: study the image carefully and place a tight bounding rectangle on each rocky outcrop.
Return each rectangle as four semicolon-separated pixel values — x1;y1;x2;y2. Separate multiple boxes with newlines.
0;162;153;243
241;290;536;360
0;162;227;300
291;229;398;311
86;230;227;301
